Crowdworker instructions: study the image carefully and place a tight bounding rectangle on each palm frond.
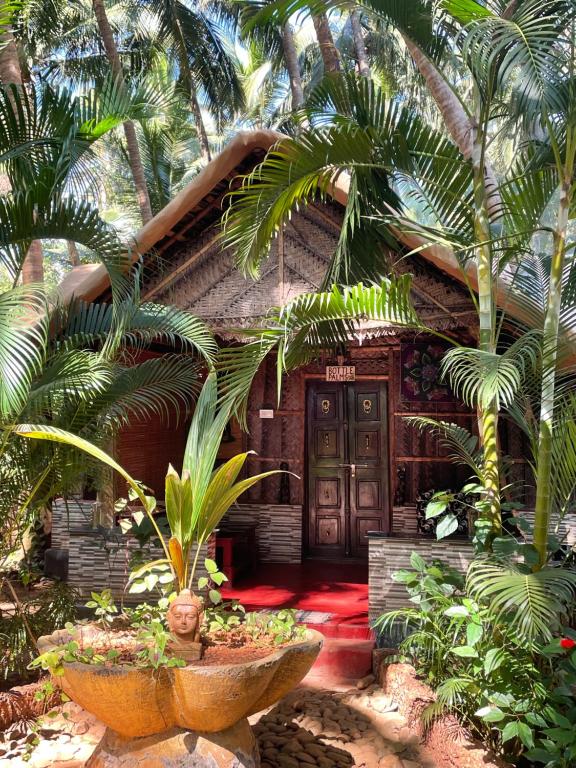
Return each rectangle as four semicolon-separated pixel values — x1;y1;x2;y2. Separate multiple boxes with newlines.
441;332;542;409
467;555;576;644
218;279;422;422
0;287;47;419
405;416;482;477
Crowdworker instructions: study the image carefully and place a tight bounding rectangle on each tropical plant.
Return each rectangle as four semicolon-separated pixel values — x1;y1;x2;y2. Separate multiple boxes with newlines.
0;273;216;567
217;278;424;424
0;578;78;683
221;0;576;556
376;552;576;760
14;373;287;594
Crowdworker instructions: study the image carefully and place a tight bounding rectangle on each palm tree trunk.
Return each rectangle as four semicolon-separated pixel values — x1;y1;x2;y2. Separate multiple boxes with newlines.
350;10;370;78
402;35;501;220
282;21;304;108
189;85;211;162
67;240;80;267
0;34;21;85
473;161;501;539
0;11;44;283
533;172;573;565
21;240;44;283
312;12;341;74
91;0;152;224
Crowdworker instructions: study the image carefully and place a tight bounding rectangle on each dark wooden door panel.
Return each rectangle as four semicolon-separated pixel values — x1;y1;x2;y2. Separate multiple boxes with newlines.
307;386;346;557
348;384;388;556
307;381;389;559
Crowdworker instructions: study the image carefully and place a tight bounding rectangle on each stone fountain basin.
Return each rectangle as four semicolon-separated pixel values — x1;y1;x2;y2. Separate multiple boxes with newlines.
38;628;323;738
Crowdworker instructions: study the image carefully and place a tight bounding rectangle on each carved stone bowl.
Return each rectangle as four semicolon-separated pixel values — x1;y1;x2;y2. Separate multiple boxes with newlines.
38;628;323;739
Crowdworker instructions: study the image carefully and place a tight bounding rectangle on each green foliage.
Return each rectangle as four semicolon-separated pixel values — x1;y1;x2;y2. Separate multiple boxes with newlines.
376;553;576;761
123;372;288;592
85;589;118;628
218;279;422;424
133;619;186;670
0;579;78;682
526;639;576;767
244;609;306;645
466;556;576;645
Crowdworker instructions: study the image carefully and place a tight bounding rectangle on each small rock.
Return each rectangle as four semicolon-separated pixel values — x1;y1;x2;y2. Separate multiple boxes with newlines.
356;674;376;690
277;755;299;768
294;751;316;764
401;761;421;768
71;720;89;736
282;739;302;753
296;730;316;744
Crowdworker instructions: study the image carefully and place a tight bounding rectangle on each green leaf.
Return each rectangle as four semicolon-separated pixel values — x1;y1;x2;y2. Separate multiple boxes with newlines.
501;721;534;748
466;622;483;646
436;514;459;539
526;712;548;728
205;558;219;574
480;708;506;723
410;552;427;571
209;589;222;605
443;605;469;617
484;648;506;675
197;577;209;590
425;500;447;519
452;645;478;658
525;748;559;764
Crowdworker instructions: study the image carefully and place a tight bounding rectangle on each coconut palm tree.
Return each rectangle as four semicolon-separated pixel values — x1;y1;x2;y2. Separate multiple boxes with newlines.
219;0;576;557
91;0;153;223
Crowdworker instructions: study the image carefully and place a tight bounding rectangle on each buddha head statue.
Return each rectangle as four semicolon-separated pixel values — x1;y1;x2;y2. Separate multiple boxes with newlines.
166;589;203;643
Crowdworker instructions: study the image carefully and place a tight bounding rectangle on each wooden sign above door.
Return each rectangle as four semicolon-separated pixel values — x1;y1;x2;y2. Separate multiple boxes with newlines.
325;365;356;382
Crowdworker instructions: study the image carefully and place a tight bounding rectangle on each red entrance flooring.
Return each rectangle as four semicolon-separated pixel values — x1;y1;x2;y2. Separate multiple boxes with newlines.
221;561;373;683
221;561;368;627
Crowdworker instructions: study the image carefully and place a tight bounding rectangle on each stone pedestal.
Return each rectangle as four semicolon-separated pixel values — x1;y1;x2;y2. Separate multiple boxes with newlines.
87;719;260;767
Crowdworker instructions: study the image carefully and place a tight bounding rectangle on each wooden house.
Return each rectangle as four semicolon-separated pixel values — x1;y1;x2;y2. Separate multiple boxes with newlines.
54;130;539;625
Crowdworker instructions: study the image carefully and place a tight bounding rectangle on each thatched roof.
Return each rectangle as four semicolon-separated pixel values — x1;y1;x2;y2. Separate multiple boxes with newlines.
56;129;550;339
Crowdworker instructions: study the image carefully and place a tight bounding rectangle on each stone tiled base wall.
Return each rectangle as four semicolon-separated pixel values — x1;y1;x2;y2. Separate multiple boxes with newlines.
223;504;302;563
51;499;212;603
368;536;474;622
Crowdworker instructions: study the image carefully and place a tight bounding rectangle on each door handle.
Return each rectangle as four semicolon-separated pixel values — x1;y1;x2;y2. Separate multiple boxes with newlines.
338;463;369;478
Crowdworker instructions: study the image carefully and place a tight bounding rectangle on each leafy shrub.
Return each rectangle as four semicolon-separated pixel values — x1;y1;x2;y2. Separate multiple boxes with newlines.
0;579;78;684
375;553;576;762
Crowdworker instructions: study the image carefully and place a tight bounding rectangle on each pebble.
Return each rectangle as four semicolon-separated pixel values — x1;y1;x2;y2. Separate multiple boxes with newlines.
0;676;426;768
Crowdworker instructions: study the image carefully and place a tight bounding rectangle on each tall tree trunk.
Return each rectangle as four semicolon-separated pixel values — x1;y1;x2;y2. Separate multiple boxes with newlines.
282;21;304;109
0;11;44;283
67;240;80;267
0;33;21;84
91;0;153;224
190;85;211;162
21;240;44;283
533;168;574;565
312;13;341;74
166;0;211;162
402;35;501;220
350;10;370;78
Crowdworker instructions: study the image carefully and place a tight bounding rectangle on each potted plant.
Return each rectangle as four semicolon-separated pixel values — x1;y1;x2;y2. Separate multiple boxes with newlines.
20;375;323;767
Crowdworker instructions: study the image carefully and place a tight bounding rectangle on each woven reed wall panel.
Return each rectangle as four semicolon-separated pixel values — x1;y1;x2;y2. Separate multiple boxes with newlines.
117;411;189;500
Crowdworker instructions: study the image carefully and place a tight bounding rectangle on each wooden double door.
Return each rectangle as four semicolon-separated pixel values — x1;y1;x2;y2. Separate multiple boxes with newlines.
306;381;389;559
